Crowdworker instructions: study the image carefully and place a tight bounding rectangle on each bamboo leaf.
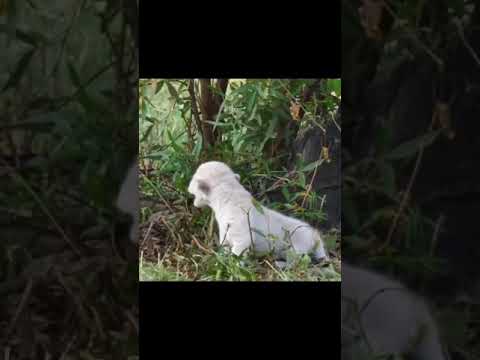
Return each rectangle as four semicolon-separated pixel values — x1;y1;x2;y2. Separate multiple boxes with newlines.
384;130;441;160
2;49;35;91
251;198;265;215
302;159;323;172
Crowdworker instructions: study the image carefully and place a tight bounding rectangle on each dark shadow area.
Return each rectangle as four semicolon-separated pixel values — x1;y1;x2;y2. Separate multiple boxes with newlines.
342;0;480;359
0;1;138;358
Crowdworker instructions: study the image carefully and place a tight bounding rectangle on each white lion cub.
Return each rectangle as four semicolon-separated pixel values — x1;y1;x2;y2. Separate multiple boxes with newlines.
116;160;139;243
342;262;447;359
188;161;328;260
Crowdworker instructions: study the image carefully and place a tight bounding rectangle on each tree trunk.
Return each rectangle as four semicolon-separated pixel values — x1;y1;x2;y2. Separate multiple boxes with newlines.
197;79;229;147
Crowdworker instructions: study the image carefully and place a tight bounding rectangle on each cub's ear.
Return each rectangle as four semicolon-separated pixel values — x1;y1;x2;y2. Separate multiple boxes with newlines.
197;180;211;195
235;173;240;181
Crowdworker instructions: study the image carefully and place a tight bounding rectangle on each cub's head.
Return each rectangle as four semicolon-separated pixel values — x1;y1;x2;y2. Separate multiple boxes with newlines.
188;161;240;208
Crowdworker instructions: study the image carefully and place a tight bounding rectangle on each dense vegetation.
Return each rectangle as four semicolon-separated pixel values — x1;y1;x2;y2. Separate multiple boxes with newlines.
139;79;341;281
0;1;138;358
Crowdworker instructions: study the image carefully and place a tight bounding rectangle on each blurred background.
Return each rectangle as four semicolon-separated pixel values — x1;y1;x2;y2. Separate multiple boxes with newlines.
343;0;480;358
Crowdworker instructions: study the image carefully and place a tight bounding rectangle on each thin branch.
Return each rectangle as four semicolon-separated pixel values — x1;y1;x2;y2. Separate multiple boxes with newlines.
380;109;437;251
454;18;480;68
429;214;444;256
192;235;214;254
6;279;34;339
50;0;87;76
301;157;324;208
188;79;204;140
59;60;116;109
0;157;83;256
383;1;444;69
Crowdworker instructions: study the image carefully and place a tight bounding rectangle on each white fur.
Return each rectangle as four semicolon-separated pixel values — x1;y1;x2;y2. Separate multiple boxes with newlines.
342;262;447;359
188;161;327;260
116;161;139;243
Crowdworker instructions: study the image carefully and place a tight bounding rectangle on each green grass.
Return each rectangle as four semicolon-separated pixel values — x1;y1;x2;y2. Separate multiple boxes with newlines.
139;232;341;282
140;261;188;281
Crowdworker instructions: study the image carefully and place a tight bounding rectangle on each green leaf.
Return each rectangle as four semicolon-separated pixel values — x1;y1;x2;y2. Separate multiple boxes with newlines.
141;99;148;117
269;233;280;242
2;49;35;91
384;130;441;160
325;78;341;96
302;159;323;172
255;113;262;125
145;116;157;123
203;120;231;127
246;89;257;114
259;113;278;151
251;228;266;238
251;198;265;215
166;82;179;101
323;234;337;251
144;152;165;160
246;103;258;123
67;60;81;86
166;130;184;153
378;161;396;196
67;61;111;116
359;207;394;231
0;24;47;46
232;132;247;152
3;117;55;131
192;136;203;160
140;124;154;142
155;80;164;94
298;172;306;187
